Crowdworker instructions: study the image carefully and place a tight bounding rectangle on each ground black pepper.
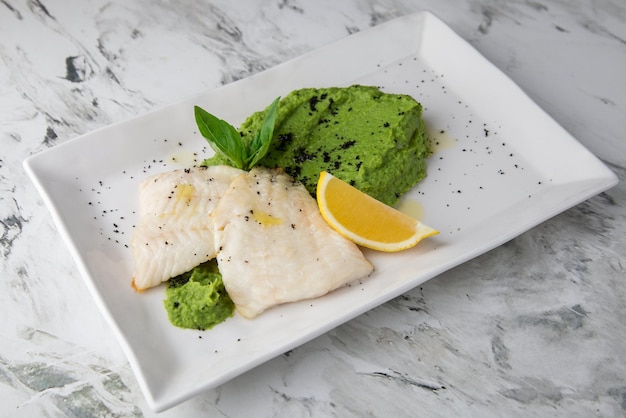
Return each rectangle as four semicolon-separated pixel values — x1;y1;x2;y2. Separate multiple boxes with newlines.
340;140;356;149
308;95;320;112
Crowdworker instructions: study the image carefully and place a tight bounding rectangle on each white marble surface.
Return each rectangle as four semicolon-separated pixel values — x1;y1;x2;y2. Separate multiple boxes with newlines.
1;0;625;416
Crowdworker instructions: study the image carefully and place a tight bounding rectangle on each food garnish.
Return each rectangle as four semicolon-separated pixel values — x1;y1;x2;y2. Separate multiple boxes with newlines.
194;96;279;171
316;171;438;252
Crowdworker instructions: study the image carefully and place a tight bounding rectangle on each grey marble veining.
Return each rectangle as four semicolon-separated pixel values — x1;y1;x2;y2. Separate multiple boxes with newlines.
1;0;625;416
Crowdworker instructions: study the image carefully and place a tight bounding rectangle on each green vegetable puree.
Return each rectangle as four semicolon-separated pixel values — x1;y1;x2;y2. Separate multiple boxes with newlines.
164;260;234;330
205;85;429;206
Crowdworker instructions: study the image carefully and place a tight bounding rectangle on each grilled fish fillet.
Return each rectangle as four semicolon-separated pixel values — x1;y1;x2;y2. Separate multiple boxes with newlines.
131;165;244;290
212;167;374;318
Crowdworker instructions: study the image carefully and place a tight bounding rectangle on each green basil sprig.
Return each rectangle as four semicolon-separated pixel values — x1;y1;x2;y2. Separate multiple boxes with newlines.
194;97;280;171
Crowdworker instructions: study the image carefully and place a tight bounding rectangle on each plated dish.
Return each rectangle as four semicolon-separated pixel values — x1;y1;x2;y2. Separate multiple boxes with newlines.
24;11;618;411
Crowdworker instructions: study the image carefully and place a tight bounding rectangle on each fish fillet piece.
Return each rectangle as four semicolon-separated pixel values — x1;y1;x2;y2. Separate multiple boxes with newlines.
212;167;374;318
131;165;244;290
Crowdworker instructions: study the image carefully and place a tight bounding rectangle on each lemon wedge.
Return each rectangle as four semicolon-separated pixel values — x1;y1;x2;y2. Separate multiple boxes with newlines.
316;171;438;252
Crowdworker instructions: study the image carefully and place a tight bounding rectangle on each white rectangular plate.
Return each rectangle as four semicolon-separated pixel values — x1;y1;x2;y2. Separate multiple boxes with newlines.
24;12;618;411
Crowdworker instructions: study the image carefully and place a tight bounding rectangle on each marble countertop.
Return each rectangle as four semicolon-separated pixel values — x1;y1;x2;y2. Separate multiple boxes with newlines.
2;0;625;416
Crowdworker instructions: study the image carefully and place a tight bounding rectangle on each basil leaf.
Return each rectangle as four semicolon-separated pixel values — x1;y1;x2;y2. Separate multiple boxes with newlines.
245;96;280;170
194;106;245;168
194;97;280;171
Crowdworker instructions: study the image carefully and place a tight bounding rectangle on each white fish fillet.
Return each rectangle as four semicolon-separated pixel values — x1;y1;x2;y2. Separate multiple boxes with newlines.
212;167;374;318
131;165;243;290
